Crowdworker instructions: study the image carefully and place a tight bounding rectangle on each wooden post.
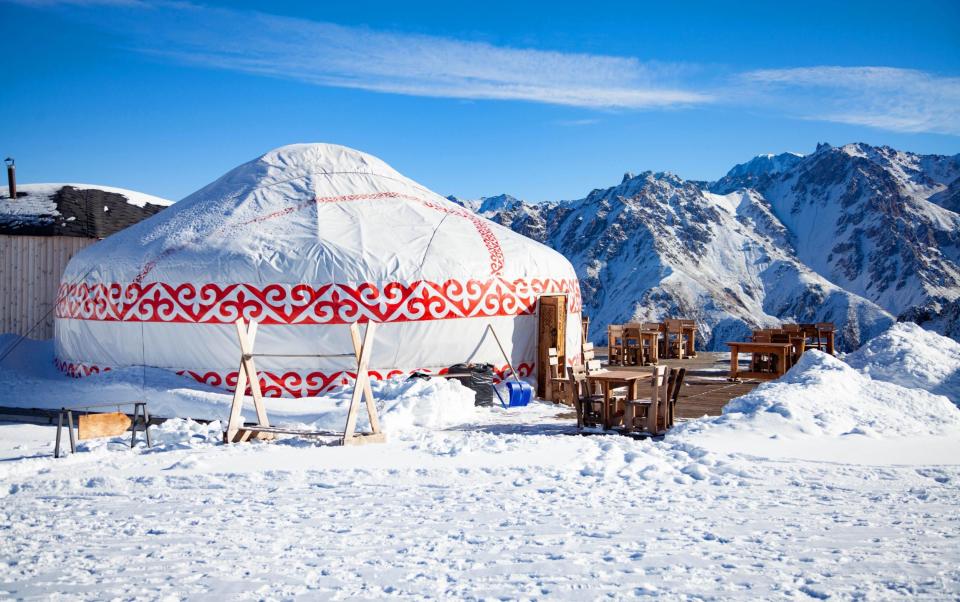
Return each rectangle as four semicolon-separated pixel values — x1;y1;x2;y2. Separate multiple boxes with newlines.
644;366;666;434
224;318;385;446
347;321;382;439
5;158;15;199
225;318;271;443
342;321;382;445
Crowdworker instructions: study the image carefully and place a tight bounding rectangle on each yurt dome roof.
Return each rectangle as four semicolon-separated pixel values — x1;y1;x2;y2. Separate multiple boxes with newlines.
66;143;569;286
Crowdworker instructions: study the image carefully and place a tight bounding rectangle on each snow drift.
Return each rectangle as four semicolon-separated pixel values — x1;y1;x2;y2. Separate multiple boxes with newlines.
677;350;960;441
846;322;960;406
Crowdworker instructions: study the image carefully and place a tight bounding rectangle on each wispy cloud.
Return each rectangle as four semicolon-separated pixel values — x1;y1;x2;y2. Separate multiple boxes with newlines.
7;0;145;6
555;118;601;127
9;1;960;137
55;2;712;110
742;66;960;135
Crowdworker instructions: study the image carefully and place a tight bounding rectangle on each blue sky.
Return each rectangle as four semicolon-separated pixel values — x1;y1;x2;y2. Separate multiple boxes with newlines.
2;0;958;202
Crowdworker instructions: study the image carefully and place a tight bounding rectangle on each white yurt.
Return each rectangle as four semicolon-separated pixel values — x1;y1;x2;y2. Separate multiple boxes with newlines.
54;144;582;397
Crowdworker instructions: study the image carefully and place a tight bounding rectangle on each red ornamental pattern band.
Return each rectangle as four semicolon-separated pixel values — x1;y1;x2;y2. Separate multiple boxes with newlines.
54;358;535;397
55;277;582;324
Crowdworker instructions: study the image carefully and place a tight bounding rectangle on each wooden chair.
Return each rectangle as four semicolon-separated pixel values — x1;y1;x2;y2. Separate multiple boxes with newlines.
623;365;667;434
790;336;806;365
816;322;836;355
666;367;686;429
622;323;642;366
583;342;604;378
800;323;820;350
782;323;801;333
545;347;570;404
680;319;697;357
607;325;625;366
577;342;613;402
649;367;685;433
640;322;661;365
750;332;774;372
663;319;685;359
567;365;604;429
766;332;791;372
583;341;629;408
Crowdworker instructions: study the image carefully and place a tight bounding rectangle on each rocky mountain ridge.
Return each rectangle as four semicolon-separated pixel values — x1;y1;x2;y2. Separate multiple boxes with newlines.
452;142;960;350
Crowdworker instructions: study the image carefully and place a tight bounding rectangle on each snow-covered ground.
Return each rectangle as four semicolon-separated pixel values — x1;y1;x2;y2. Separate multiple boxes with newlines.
2;326;960;599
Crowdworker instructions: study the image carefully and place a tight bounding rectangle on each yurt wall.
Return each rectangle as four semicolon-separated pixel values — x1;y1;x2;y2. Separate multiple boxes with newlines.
0;234;93;339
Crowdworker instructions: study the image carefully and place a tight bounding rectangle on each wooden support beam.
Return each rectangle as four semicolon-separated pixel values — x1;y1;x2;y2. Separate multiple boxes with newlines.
224;318;385;446
343;322;379;444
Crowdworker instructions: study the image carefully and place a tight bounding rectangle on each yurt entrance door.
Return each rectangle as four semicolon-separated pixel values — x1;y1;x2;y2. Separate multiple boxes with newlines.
537;294;567;397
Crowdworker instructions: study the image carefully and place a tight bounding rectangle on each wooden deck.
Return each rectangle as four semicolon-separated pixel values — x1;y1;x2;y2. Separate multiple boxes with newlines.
599;352;759;418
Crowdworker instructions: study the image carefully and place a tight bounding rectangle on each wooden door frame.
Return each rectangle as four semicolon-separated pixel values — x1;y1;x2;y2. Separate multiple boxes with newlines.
536;294;568;398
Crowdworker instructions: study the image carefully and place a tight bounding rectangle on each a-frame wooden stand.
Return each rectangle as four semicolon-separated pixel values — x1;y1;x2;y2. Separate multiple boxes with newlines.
224;318;386;446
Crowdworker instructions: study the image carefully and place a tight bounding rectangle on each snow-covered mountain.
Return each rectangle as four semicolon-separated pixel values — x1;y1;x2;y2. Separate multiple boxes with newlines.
462;143;960;351
713;143;960;340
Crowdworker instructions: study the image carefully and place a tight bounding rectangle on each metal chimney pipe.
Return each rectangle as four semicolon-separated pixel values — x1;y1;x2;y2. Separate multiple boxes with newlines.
4;158;14;199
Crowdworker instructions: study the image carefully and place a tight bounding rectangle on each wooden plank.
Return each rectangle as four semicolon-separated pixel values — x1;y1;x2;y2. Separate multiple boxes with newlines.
238;320;270;428
0;235;95;339
0;237;8;334
225;319;383;446
341;432;387;446
342;322;376;442
350;321;382;435
225;318;273;442
77;412;132;440
237;426;343;437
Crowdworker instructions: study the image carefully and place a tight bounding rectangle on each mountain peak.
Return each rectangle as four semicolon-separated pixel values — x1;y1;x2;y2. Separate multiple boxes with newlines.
478;193;523;213
725;152;804;179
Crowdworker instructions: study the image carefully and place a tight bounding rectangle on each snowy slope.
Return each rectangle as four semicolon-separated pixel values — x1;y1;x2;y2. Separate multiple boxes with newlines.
1;323;959;598
469;142;960;350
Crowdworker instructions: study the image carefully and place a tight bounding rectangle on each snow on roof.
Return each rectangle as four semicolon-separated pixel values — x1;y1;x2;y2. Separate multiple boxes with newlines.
66;142;575;284
0;183;172;238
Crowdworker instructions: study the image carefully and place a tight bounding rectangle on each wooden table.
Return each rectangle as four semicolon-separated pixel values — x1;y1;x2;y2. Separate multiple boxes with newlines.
586;370;648;430
726;342;793;380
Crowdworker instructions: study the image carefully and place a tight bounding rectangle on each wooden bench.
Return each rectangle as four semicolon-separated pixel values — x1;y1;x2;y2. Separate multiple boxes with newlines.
55;401;151;458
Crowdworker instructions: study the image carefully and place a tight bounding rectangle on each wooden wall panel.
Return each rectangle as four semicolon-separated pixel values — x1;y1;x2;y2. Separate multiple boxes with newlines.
0;235;95;340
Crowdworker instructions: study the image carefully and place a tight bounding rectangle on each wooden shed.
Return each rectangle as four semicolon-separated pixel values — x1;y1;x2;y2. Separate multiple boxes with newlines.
0;184;171;339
